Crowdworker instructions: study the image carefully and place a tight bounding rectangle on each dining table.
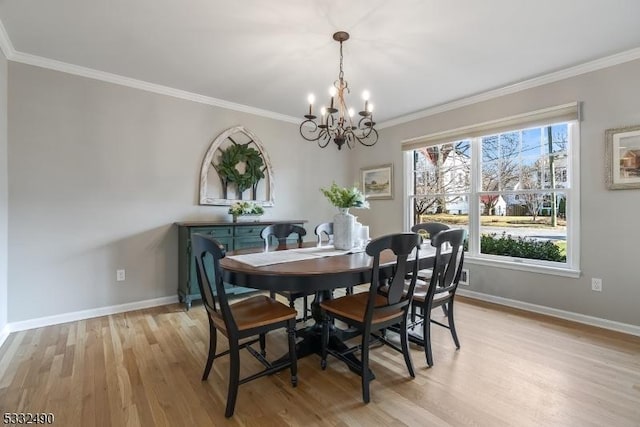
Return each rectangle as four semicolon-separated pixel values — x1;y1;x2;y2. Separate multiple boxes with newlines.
219;241;438;376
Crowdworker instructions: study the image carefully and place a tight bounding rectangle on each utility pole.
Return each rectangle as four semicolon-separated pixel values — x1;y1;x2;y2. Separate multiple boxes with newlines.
547;127;557;227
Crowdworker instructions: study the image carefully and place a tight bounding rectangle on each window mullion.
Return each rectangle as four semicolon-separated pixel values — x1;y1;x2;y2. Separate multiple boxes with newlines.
469;136;481;255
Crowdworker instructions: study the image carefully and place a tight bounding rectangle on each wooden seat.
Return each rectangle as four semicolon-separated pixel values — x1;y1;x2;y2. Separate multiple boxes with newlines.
262;224;313;322
408;228;465;367
192;233;298;418
320;232;421;403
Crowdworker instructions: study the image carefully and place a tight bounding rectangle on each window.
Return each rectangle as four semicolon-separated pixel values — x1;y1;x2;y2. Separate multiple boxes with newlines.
403;104;580;276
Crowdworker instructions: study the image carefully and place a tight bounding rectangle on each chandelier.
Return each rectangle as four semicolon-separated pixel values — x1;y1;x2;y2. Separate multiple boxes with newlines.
300;31;378;150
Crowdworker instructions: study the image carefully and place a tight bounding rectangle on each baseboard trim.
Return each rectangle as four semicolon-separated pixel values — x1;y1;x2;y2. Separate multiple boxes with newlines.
458;289;640;337
6;295;179;334
0;324;10;349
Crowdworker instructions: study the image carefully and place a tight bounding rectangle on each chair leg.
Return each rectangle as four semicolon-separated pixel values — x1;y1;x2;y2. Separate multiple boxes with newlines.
287;319;298;387
202;320;217;380
423;309;434;367
302;296;308;322
225;341;241;418
441;303;448;317
400;317;415;378
270;290;276;300
361;331;371;404
320;315;330;370
410;303;417;324
346;286;353;295
259;333;266;357
448;301;460;349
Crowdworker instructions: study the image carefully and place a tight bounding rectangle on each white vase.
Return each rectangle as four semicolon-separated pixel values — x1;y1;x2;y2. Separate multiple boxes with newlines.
333;208;355;250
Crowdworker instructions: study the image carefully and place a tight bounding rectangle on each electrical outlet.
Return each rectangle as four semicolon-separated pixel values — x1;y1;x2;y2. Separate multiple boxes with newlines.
116;269;126;282
591;278;602;292
459;269;469;286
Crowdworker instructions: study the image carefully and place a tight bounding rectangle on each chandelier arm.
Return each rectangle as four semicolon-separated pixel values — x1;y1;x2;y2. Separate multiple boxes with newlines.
317;130;331;148
352;128;379;147
299;119;323;142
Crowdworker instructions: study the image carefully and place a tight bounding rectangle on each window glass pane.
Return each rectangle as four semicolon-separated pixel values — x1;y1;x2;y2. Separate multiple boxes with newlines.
413;141;471;197
481;133;521;191
414;196;469;233
479;191;567;262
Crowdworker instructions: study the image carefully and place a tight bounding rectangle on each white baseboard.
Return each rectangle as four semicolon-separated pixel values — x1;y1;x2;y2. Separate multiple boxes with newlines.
6;295;179;335
458;289;640;337
0;324;10;349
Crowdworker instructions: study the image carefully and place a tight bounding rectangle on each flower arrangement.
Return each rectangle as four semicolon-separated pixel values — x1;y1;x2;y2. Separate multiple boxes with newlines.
320;183;370;209
228;201;265;217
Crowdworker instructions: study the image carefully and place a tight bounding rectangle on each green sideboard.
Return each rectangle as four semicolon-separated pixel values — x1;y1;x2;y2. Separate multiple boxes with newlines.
175;220;307;309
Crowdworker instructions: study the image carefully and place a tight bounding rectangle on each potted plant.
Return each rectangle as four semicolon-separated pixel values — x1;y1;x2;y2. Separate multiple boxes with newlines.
228;201;265;222
320;183;369;249
320;183;369;212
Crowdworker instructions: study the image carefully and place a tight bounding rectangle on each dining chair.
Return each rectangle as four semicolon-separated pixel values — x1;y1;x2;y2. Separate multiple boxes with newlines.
319;232;421;403
409;228;465;367
410;222;450;282
314;222;333;246
192;233;298;418
261;224;312;321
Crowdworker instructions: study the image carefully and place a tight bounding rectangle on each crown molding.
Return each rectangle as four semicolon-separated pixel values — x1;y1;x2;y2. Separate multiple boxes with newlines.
0;18;16;58
378;47;640;129
10;50;301;124
2;17;640;130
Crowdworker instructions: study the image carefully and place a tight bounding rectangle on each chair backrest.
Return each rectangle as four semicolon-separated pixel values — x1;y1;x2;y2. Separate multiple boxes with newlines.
427;228;466;301
364;232;421;326
261;224;306;250
314;222;333;245
191;233;238;333
411;222;450;240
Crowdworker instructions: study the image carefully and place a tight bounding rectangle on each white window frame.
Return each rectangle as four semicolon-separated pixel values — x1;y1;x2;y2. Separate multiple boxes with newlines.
403;114;581;278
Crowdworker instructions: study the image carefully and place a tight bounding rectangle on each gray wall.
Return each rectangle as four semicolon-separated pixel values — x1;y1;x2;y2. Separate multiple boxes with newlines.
7;62;347;322
353;58;640;327
0;49;7;331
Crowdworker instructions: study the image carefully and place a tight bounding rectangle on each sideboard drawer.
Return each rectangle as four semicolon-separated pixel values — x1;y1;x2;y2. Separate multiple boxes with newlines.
234;225;265;237
191;227;232;238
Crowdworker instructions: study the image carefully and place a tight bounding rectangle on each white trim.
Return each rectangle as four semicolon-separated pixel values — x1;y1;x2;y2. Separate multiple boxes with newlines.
0;324;10;349
379;48;640;129
1;17;640;128
10;50;300;124
458;289;640;337
465;256;580;278
0;19;15;58
5;295;179;334
401;102;579;150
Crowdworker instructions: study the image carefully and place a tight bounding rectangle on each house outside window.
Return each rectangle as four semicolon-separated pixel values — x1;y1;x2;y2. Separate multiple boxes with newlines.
403;103;580;276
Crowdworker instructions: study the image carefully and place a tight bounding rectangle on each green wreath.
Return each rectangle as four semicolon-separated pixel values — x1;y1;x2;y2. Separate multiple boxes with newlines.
216;143;265;194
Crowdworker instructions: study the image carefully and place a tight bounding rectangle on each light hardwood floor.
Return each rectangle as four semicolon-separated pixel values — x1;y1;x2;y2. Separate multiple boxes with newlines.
0;295;639;426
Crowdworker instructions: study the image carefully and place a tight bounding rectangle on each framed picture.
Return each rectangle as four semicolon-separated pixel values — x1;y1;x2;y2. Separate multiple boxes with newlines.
361;163;393;200
605;125;640;190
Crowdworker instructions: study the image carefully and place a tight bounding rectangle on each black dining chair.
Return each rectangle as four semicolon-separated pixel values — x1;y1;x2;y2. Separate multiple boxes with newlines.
411;222;450;281
319;232;421;403
409;228;465;367
261;224;312;321
314;222;334;246
192;233;298;418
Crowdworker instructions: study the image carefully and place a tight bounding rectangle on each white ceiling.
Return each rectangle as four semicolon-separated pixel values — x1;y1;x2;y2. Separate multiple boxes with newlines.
2;0;640;123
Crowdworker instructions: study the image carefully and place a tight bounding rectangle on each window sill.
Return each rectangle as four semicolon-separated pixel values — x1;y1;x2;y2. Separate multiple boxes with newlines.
465;256;581;278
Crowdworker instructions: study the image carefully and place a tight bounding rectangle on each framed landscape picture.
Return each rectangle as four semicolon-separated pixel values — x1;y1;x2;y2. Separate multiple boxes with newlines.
361;163;393;200
605;125;640;190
